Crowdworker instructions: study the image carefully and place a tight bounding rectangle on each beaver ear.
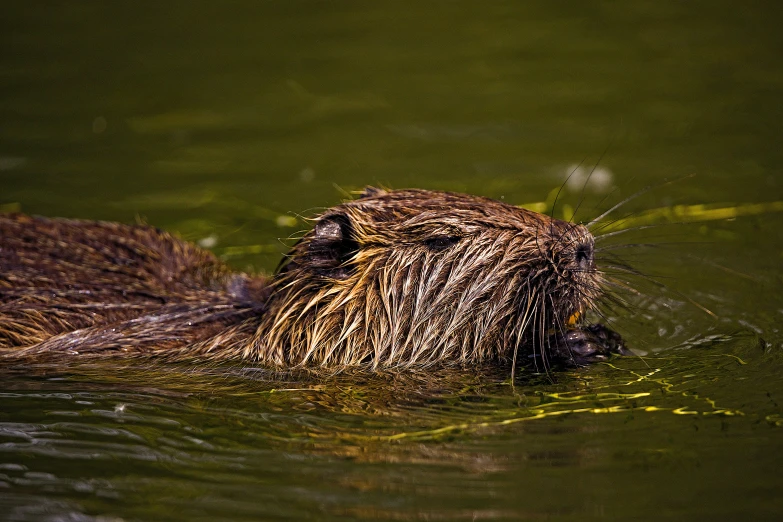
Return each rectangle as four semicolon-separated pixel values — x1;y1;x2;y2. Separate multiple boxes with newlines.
358;186;386;199
314;215;346;241
307;213;359;279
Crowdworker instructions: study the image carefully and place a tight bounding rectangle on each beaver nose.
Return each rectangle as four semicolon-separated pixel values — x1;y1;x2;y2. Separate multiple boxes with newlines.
575;241;594;270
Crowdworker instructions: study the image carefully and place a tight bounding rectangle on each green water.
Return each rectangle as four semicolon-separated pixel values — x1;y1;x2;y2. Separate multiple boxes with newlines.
2;1;783;520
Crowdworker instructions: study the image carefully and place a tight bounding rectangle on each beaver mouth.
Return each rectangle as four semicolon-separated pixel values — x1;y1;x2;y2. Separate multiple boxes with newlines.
567;310;582;326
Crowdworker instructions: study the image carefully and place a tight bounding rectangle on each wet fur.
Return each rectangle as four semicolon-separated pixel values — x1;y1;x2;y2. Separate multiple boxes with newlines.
0;188;603;370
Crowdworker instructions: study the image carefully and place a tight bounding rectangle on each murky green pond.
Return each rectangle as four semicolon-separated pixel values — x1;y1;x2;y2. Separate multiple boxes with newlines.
2;2;783;520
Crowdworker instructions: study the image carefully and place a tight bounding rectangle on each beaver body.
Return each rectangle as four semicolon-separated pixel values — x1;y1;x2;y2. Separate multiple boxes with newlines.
0;188;625;370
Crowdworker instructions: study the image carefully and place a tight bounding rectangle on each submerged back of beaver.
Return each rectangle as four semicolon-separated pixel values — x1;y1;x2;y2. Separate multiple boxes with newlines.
0;188;603;370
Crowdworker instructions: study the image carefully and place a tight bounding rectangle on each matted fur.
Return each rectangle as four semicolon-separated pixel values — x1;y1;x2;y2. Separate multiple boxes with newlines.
0;188;603;369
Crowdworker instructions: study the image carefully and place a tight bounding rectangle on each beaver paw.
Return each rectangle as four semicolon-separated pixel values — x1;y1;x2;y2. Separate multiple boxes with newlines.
548;324;630;367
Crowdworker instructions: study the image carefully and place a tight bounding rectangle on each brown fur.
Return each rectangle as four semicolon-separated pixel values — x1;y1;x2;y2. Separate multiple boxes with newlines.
0;188;604;370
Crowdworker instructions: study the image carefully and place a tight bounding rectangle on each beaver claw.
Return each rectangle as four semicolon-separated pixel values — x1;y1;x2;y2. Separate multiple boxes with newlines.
547;324;630;367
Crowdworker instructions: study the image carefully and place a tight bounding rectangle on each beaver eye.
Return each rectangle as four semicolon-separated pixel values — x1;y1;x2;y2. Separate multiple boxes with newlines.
424;235;461;251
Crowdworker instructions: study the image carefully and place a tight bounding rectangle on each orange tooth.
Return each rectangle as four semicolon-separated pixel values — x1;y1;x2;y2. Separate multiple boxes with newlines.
567;311;581;326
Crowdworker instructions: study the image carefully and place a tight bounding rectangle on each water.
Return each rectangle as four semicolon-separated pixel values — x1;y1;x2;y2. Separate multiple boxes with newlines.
2;1;783;520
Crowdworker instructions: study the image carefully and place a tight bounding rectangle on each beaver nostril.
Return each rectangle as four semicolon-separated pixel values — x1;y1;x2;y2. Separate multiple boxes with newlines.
575;242;593;269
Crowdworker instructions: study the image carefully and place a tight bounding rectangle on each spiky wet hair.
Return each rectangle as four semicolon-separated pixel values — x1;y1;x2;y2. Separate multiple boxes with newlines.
0;188;605;370
240;188;604;369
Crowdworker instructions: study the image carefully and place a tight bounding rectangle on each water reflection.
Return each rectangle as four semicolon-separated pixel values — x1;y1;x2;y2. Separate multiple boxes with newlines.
0;332;772;520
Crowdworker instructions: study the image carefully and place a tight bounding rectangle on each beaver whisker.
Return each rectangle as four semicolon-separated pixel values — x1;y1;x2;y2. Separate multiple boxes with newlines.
595;242;695;254
569;145;615;225
586;182;672;230
599;265;679;282
608;267;716;318
596;250;638;266
596;290;645;321
598;277;665;320
601;275;643;295
588;174;697;232
588;211;655;235
550;157;588;221
601;263;683;288
593;223;690;241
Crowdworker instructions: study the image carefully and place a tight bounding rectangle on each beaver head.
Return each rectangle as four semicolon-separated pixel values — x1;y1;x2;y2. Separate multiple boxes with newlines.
245;188;603;369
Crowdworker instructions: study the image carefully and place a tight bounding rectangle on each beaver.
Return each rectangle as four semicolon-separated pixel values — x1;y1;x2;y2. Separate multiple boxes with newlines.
0;187;626;372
